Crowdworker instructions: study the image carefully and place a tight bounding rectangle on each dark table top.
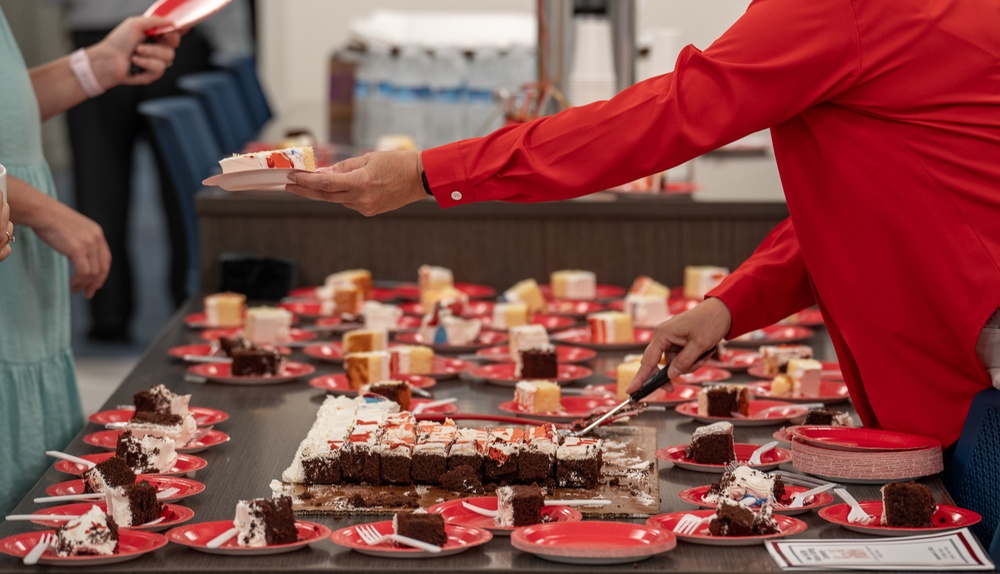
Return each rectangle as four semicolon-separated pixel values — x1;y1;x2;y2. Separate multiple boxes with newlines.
0;299;953;573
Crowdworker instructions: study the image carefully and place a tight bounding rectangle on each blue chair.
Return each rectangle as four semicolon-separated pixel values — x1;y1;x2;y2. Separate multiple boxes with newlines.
177;71;256;153
212;53;273;132
942;386;1000;565
138;96;222;296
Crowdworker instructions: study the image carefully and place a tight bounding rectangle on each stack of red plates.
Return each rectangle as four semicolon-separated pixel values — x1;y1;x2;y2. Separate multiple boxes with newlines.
788;426;943;483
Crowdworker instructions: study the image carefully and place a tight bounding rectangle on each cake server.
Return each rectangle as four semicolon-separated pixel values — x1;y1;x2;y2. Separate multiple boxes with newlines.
571;346;717;438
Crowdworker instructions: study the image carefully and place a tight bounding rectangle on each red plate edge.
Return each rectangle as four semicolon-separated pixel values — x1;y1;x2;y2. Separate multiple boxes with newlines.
511;521;676;558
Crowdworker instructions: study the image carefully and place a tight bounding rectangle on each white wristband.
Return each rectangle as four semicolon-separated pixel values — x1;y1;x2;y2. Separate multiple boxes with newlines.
69;48;106;98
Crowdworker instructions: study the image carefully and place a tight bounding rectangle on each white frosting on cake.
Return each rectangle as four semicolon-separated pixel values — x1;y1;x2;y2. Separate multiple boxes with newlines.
361;301;403;331
556;436;601;460
495;485;517;527
125;412;197;446
624;294;671;328
551;270;597;299
234;500;269;547
703;465;775;506
514;381;538;411
282;396;367;483
148;384;190;417
441;315;481;345
128;433;178;473
105;487;138;527
220;147;313;173
508;325;550;363
56;505;117;556
244;307;292;345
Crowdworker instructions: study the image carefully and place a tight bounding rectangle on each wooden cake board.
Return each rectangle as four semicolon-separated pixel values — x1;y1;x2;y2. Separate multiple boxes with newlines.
271;425;659;518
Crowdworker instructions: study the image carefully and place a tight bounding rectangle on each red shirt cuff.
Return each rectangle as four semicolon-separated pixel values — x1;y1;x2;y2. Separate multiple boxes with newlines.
421;143;475;208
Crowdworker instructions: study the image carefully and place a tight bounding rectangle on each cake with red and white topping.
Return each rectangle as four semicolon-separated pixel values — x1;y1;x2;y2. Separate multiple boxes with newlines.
220;146;315;173
378;412;417;485
485;427;524;483
55;505;118;556
519;424;560;483
411;419;458;484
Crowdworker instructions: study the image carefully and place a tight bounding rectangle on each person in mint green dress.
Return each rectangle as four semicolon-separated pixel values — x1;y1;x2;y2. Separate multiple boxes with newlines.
0;8;180;515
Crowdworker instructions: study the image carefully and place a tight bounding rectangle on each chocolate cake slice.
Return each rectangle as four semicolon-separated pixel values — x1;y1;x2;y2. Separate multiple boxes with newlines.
367;380;412;411
881;481;936;527
82;456;135;494
685;422;735;465
219;335;255;357
496;485;544;527
235;496;298;547
519;348;558;378
106;480;163;527
393;510;447;546
231;347;284;376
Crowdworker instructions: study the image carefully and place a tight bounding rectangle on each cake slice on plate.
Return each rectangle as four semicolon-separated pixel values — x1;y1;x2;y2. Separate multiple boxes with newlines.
220;147;316;173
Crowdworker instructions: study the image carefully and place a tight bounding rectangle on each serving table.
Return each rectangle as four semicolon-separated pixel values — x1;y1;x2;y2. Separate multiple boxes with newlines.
0;298;955;573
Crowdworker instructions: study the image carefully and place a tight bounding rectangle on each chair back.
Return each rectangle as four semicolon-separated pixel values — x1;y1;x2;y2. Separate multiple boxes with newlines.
178;71;256;153
137;96;222;295
212;53;273;131
942;386;1000;564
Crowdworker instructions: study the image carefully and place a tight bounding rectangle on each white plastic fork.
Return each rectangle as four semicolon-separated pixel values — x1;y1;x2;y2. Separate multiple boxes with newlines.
672;513;711;535
355;523;442;553
45;451;95;470
23;533;55;566
461;499;611;519
835;488;875;525
786;483;836;508
411;398;458;415
747;441;779;465
33;486;179;505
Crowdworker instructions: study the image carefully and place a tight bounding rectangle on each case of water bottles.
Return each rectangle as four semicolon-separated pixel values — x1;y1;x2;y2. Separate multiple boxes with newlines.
344;12;538;151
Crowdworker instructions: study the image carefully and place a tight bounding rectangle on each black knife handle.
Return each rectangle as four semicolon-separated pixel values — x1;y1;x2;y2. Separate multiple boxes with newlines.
628;346;717;402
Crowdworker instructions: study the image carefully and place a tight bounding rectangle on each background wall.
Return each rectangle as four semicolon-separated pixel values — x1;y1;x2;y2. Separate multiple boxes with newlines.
256;0;783;202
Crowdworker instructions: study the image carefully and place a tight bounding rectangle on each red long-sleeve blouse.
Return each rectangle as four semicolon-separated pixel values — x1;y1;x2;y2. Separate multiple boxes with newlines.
421;0;1000;446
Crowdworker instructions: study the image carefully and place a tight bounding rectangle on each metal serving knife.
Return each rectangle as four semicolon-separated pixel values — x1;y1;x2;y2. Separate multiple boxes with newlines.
571;346;717;437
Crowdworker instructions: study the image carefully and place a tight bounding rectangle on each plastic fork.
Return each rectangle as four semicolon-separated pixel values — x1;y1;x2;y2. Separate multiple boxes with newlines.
747;441;779;465
33;486;179;505
23;533;54;565
45;451;95;470
182;355;232;364
355;523;442;553
462;499;611;518
672;513;711;535
786;483;836;508
835;488;874;525
411;398;457;415
731;402;825;420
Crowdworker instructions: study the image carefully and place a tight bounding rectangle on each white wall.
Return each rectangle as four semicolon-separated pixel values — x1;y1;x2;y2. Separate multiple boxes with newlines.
257;0;783;201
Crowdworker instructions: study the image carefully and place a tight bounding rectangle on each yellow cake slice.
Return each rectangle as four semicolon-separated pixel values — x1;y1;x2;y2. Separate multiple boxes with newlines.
343;328;388;354
514;380;562;414
345;350;390;389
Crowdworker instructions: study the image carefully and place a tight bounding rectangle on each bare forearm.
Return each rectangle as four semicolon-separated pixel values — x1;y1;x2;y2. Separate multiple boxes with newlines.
30;54;91;122
6;174;62;230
